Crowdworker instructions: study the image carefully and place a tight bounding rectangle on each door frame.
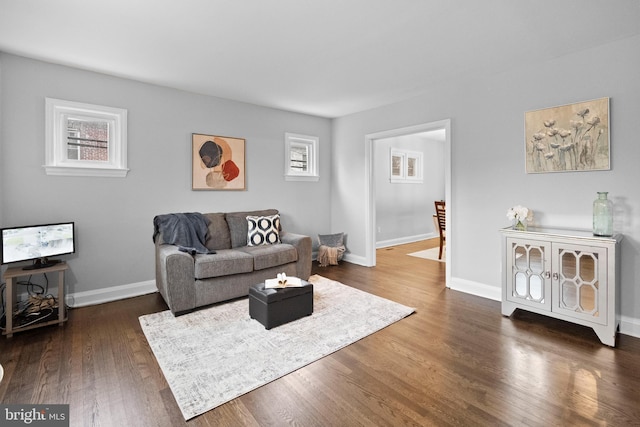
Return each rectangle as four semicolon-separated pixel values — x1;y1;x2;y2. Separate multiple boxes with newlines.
364;119;452;285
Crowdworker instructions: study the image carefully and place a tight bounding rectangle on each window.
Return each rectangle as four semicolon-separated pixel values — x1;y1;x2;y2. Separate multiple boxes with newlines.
390;149;423;183
284;133;318;181
407;154;421;179
45;98;128;177
390;151;405;179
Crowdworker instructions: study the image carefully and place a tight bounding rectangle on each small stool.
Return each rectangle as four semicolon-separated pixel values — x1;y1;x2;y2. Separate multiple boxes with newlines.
249;281;313;329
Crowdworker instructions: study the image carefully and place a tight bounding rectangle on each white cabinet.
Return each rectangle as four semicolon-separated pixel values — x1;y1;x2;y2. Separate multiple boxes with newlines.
500;227;621;346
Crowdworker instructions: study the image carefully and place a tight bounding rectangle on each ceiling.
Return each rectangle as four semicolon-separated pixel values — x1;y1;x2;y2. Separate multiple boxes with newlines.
1;1;639;118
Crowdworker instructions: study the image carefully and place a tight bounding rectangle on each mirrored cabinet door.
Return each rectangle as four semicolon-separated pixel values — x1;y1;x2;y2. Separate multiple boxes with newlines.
552;243;607;325
506;238;552;311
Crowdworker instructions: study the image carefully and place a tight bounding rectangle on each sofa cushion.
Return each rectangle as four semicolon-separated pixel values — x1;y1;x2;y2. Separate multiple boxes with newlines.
247;214;281;246
204;213;232;251
226;209;279;248
194;249;254;279
239;243;298;271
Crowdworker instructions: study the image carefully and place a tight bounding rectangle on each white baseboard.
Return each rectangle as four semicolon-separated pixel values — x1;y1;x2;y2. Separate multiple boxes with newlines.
342;253;368;266
448;277;501;301
66;280;157;308
620;315;640;339
376;233;434;249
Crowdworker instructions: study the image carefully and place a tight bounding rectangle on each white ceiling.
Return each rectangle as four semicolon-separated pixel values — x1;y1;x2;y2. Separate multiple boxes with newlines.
1;1;639;118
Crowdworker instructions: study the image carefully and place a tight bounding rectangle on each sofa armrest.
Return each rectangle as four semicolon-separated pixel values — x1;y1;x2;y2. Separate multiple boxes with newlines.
280;231;312;280
155;242;196;314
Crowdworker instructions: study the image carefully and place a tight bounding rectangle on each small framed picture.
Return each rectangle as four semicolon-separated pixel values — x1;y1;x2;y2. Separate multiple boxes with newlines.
192;134;246;190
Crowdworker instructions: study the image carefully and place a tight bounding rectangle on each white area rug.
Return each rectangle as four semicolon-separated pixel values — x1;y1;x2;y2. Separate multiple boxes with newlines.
139;274;415;420
408;247;445;262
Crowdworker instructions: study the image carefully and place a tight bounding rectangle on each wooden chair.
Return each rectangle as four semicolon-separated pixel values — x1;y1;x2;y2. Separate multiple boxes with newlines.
434;200;446;260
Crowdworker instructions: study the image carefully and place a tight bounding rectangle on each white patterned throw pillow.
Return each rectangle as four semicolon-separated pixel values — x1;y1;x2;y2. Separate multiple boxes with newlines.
247;214;281;246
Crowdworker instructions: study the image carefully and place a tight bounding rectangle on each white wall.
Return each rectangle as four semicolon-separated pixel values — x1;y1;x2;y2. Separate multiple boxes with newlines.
375;134;444;246
0;53;332;301
331;34;640;334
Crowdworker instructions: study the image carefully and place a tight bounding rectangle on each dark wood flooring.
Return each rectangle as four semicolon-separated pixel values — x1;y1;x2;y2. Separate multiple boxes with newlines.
1;239;639;426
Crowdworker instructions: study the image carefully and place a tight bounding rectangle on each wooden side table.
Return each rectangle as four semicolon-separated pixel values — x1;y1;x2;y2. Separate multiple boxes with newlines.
2;262;68;338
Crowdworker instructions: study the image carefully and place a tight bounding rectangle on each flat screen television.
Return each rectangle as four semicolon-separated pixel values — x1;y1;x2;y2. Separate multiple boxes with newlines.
1;222;75;270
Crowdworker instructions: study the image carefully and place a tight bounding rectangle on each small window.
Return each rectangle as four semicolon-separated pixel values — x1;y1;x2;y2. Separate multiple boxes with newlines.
45;98;128;177
284;133;318;181
390;149;423;183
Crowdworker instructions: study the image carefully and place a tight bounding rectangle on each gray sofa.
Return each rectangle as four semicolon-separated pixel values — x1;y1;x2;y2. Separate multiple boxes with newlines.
154;209;312;315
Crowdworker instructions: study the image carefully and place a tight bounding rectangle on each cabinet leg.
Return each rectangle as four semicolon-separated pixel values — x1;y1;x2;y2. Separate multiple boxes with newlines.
592;325;616;347
501;301;517;317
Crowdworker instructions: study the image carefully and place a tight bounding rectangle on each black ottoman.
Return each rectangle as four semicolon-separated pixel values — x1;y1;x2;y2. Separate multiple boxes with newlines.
249;281;314;329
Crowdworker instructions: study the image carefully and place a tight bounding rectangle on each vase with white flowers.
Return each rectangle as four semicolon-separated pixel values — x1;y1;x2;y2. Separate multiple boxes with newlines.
507;205;532;231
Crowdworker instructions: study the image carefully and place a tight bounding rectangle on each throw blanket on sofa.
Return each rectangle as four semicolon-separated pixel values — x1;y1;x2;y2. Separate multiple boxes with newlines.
153;213;213;255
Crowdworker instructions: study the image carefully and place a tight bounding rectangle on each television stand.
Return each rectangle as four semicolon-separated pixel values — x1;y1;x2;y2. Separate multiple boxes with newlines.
2;262;68;338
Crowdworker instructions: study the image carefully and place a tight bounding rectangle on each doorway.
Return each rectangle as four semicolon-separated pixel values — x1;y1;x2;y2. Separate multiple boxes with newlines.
364;119;451;285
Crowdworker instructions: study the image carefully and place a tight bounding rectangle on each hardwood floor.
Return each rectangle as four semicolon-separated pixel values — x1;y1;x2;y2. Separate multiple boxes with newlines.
1;239;639;426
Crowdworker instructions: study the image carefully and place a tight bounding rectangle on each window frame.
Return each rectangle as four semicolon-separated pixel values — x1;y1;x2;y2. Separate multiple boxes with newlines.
284;132;319;182
44;98;129;177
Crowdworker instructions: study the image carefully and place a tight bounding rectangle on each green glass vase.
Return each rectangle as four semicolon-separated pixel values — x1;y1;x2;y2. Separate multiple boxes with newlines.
593;191;613;237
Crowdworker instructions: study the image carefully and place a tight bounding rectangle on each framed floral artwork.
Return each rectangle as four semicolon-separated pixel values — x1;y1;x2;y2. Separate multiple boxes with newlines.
525;97;610;173
192;134;246;190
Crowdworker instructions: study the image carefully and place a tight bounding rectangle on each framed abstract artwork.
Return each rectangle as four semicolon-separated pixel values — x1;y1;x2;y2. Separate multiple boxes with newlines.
525;97;610;173
192;134;246;190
